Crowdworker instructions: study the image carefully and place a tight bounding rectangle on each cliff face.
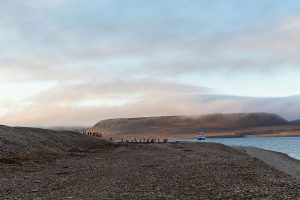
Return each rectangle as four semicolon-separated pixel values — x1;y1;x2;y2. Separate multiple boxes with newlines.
87;113;289;136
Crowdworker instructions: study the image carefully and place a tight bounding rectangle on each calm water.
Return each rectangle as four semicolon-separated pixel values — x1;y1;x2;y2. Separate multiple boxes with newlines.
170;137;300;160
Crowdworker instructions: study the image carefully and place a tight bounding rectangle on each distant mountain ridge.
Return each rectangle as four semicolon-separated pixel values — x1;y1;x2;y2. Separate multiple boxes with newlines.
87;113;290;136
290;119;300;125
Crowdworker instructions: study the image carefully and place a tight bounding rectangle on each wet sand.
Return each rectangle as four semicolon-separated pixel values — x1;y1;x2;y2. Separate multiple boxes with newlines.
0;143;299;200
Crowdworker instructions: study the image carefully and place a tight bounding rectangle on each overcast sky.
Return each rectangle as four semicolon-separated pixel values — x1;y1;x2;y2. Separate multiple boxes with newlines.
1;0;300;126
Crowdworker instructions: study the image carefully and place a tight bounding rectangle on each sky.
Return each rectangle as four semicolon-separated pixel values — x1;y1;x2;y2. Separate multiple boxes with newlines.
1;0;300;126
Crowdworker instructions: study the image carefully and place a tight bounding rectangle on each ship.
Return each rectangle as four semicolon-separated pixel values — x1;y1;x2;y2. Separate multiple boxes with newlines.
197;131;206;140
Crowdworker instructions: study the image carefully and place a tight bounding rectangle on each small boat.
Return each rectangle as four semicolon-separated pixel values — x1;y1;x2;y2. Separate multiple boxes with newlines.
197;131;206;140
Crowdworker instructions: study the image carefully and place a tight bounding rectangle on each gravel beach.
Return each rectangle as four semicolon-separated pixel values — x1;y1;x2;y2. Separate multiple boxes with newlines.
0;125;110;159
0;142;299;200
236;146;300;182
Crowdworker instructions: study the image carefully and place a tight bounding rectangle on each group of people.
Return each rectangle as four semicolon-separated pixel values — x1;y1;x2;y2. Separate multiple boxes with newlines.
82;131;169;144
120;138;168;144
82;131;103;137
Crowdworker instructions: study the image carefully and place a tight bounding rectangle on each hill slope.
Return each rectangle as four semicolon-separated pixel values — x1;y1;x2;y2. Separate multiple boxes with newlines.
88;113;289;136
290;119;300;125
0;125;110;159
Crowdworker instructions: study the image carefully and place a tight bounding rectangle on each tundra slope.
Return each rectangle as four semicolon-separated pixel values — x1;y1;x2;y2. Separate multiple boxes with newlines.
87;113;291;137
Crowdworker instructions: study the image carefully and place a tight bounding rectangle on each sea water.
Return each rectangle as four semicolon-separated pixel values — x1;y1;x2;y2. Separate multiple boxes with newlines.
170;137;300;160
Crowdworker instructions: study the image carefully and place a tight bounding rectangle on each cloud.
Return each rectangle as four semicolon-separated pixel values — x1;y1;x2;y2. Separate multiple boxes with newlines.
1;1;300;126
2;94;300;127
0;65;98;82
19;79;213;106
0;79;212;126
1;2;300;83
1;77;300;126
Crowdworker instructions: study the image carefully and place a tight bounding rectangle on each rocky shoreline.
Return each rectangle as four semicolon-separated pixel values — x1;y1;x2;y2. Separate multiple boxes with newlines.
0;142;299;199
236;146;300;182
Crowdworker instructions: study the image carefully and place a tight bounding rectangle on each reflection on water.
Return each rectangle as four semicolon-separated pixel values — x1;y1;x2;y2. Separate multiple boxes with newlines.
170;137;300;160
